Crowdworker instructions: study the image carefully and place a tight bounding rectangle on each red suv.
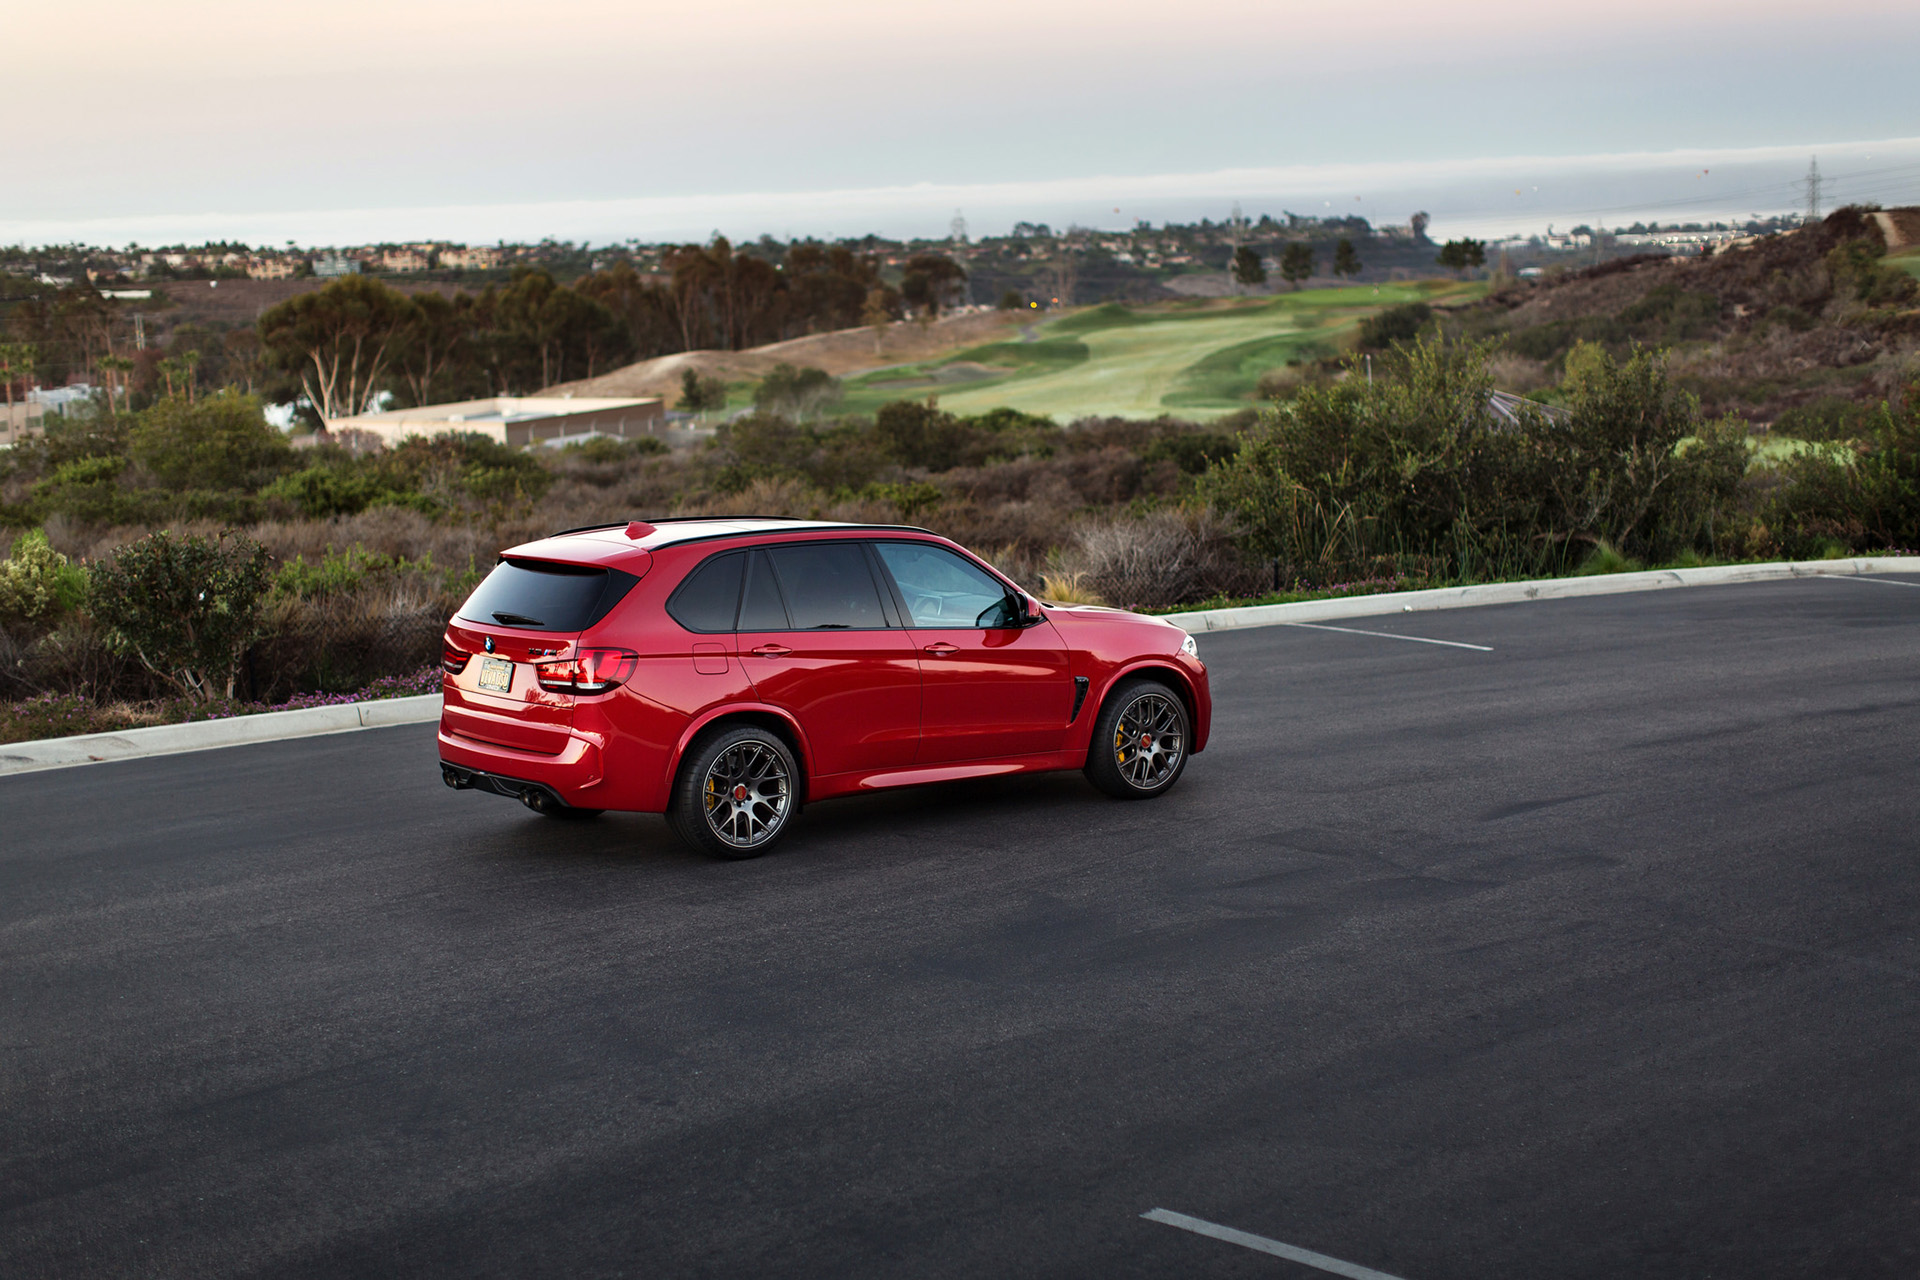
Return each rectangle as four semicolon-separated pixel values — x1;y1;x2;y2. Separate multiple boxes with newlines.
438;518;1210;857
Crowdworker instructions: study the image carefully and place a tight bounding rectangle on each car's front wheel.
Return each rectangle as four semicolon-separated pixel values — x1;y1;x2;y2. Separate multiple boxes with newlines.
669;725;800;859
1084;678;1190;799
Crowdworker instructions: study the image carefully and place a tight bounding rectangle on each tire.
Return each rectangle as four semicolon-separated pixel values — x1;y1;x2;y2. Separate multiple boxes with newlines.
668;725;801;859
1083;678;1191;800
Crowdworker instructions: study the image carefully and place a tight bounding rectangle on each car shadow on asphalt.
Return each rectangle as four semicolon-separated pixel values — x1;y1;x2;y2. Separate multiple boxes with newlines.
458;770;1168;873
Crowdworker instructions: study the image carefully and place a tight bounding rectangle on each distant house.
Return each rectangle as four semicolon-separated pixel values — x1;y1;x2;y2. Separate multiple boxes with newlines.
247;257;301;280
380;248;430;273
439;246;502;270
314;254;362;278
0;400;47;449
326;396;667;449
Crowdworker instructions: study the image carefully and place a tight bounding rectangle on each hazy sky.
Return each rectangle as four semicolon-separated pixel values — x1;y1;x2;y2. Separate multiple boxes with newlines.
8;0;1920;245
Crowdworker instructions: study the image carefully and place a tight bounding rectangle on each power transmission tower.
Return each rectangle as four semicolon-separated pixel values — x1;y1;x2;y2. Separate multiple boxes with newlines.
1805;157;1823;223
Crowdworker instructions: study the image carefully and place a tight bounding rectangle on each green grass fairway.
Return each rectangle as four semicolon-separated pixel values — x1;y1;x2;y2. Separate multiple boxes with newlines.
1887;248;1920;281
837;282;1479;420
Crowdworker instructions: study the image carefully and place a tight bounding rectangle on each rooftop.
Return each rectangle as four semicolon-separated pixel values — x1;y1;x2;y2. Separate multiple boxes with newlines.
343;396;658;427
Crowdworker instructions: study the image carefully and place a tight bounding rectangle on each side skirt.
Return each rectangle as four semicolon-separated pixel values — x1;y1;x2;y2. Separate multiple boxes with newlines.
811;751;1087;802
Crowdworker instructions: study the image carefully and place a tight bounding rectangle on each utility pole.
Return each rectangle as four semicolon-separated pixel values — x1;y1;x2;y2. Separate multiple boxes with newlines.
1805;157;1823;224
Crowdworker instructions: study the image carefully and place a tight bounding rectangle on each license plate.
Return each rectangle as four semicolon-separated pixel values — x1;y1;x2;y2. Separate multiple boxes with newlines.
477;655;514;692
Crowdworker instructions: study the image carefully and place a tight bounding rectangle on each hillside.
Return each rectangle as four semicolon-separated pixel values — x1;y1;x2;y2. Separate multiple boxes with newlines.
555;281;1482;421
1454;205;1920;424
543;309;1024;401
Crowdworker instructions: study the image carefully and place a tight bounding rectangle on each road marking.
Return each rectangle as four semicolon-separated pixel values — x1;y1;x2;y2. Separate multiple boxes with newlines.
1142;1209;1415;1280
1282;621;1492;651
1825;575;1920;590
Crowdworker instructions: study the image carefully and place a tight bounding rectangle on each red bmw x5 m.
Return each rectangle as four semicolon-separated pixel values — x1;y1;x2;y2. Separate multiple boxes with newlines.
438;518;1210;857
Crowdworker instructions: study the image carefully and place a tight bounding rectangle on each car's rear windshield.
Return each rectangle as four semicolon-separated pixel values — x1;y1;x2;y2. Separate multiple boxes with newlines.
456;559;639;632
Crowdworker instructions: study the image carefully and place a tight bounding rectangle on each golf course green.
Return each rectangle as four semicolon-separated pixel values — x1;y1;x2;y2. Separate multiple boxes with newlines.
837;280;1477;420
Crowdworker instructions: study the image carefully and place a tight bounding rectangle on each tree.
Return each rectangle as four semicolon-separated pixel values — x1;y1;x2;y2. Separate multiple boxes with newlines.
752;363;842;420
899;254;968;318
258;275;414;424
1410;211;1431;243
863;286;897;354
679;367;727;417
87;529;273;702
1231;246;1267;289
1333;239;1362;280
1279;243;1315;290
392;291;476;406
0;343;37;413
97;354;134;413
1436;239;1487;276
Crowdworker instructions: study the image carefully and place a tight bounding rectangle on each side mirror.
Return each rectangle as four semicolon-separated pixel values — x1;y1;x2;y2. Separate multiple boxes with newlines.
977;593;1042;629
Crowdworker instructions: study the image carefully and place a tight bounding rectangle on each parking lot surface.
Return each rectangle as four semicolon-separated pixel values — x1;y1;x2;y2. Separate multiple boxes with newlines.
3;577;1917;1278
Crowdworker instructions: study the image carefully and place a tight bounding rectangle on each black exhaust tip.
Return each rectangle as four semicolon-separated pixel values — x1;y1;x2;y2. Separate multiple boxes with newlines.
442;765;475;790
520;787;555;814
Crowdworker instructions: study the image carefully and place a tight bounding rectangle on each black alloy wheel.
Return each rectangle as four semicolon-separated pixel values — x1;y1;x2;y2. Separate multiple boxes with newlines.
1084;678;1190;799
670;725;800;858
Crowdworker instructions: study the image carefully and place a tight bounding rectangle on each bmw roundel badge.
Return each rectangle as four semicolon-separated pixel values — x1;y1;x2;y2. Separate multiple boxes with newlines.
484;636;495;653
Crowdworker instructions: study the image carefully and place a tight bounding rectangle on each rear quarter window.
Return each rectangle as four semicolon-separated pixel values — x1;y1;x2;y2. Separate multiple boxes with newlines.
666;551;745;633
457;559;638;632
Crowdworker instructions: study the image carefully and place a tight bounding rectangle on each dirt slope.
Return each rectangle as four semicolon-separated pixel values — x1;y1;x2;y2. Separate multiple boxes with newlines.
543;309;1025;402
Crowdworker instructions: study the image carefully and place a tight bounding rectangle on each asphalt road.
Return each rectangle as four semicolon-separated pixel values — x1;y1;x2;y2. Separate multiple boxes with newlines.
4;577;1918;1279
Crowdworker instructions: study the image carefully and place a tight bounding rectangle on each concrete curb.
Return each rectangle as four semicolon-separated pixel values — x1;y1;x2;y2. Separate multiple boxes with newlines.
1161;556;1920;634
0;694;442;778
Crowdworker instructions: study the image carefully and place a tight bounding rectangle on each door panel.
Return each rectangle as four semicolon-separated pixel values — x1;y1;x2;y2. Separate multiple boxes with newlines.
735;545;920;776
870;540;1073;763
909;622;1073;762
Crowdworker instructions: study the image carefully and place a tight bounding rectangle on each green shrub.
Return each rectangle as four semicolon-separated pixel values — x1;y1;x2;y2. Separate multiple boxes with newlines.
559;435;667;462
1356;303;1432;351
128;391;293;491
260;464;396;517
1198;338;1749;580
1765;389;1920;553
271;544;437;600
1773;396;1874;441
0;530;89;624
30;456;142;525
87;530;272;701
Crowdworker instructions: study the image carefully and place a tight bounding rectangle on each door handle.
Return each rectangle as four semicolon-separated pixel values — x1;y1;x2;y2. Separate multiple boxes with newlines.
749;643;792;658
922;642;959;655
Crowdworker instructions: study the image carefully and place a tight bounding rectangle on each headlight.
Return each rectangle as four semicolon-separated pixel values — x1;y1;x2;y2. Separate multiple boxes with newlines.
1180;632;1198;658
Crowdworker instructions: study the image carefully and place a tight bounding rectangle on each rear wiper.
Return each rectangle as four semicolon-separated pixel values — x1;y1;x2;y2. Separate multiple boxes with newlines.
492;611;545;627
811;623;851;629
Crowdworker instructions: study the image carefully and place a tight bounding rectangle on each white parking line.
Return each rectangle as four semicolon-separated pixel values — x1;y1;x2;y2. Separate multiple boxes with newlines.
1282;621;1493;652
1825;575;1920;590
1142;1209;1415;1279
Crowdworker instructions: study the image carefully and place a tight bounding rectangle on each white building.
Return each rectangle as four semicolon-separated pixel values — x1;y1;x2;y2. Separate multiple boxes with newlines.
327;396;667;449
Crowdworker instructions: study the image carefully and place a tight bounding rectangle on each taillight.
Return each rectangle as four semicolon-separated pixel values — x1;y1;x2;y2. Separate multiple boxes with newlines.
442;644;470;674
535;647;639;695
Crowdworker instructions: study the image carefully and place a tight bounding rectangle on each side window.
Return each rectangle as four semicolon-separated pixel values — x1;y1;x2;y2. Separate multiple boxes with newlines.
766;543;889;630
665;551;744;633
737;549;791;631
874;542;1009;629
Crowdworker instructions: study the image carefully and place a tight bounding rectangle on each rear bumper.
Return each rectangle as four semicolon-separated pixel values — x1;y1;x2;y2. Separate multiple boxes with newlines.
440;761;579;814
438;724;611;810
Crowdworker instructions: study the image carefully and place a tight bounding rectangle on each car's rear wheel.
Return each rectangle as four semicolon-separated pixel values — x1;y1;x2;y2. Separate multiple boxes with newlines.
1084;678;1190;799
669;725;800;859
